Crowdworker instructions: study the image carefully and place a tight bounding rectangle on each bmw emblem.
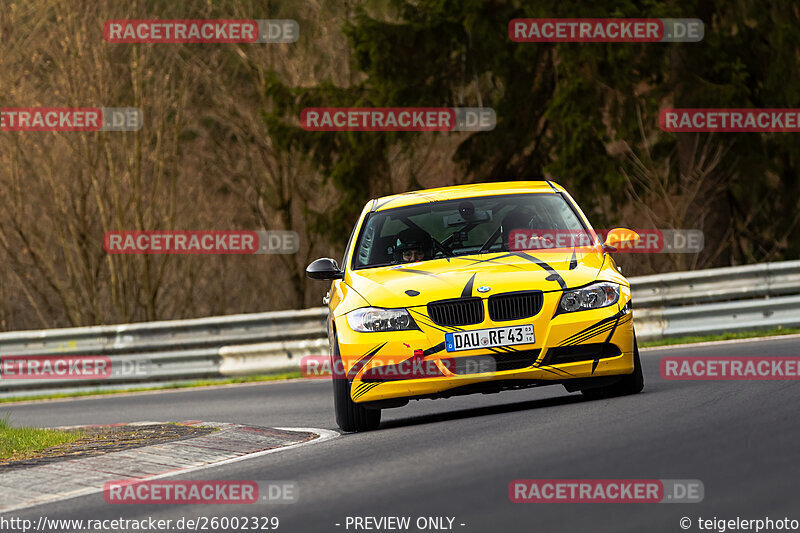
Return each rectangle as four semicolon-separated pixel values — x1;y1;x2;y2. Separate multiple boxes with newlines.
477;286;491;293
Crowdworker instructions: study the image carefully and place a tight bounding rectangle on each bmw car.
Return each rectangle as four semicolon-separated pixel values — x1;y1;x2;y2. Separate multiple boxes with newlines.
307;181;643;432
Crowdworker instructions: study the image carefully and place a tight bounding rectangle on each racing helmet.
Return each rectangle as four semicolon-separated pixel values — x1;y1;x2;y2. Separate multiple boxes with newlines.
392;227;433;262
500;208;533;250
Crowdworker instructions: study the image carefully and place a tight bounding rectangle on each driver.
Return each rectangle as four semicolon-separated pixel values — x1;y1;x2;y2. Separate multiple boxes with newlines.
393;227;433;263
500;208;533;251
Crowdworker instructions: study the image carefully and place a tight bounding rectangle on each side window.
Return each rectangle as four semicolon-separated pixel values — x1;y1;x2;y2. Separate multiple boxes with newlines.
353;218;374;268
537;194;585;231
353;214;390;268
552;194;588;231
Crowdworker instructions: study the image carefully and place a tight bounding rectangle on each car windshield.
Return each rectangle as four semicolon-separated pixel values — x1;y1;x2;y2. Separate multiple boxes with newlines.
352;193;590;269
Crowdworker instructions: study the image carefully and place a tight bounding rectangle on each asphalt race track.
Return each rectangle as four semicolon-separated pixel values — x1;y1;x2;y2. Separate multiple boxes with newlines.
3;336;799;533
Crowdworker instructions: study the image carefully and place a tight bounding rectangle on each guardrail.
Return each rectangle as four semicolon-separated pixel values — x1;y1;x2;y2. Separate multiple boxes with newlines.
630;260;800;307
630;260;800;339
1;260;798;398
0;309;329;397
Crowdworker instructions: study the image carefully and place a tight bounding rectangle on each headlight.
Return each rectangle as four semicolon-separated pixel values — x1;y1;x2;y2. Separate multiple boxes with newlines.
559;282;620;312
346;307;417;332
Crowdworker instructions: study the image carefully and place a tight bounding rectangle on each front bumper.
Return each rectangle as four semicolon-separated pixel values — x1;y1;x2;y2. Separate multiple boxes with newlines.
334;289;636;404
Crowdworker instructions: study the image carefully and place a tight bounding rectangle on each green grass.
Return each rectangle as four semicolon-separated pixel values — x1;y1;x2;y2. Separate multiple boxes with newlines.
641;326;800;348
0;371;303;404
0;415;83;460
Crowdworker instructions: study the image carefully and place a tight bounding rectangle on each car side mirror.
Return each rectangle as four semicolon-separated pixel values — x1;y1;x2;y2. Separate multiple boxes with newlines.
306;258;345;280
603;228;640;253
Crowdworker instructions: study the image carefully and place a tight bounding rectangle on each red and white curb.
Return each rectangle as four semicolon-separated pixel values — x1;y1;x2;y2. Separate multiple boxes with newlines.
0;421;338;513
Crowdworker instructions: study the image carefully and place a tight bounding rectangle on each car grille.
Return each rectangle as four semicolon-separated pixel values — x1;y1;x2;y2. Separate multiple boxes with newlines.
488;291;543;321
427;297;484;327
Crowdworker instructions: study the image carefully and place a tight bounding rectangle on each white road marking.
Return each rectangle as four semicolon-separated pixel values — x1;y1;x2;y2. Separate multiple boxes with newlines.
0;427;339;514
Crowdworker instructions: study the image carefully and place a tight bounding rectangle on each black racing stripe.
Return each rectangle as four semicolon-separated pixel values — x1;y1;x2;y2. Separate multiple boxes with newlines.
352;382;381;400
592;314;622;374
480;251;566;288
346;342;387;381
562;323;616;347
490;345;518;353
590;309;633;373
353;381;378;394
603;315;622;344
559;315;619;346
556;306;628;349
407;309;432;321
461;273;476;298
399;268;438;277
568;321;617;344
522;360;573;376
422;342;446;356
559;322;609;347
511;252;567;290
451;256;526;268
352;382;381;401
365;383;382;397
409;309;473;334
491;344;538;354
560;326;613;349
539;364;575;377
484;346;516;354
563;316;625;348
408;311;463;334
484;252;515;261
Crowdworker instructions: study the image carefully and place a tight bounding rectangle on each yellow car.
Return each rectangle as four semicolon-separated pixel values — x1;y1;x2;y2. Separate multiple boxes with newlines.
307;181;643;432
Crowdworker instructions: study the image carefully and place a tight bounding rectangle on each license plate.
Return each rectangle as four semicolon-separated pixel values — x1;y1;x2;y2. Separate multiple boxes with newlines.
445;325;534;352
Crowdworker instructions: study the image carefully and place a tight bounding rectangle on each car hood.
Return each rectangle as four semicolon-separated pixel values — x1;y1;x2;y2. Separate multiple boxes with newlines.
346;250;606;306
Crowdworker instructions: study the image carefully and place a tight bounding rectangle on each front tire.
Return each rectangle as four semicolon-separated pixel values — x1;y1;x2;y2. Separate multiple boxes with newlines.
581;335;644;400
332;337;381;432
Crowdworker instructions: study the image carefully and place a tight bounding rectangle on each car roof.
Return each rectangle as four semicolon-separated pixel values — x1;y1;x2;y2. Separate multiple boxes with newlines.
371;180;564;211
